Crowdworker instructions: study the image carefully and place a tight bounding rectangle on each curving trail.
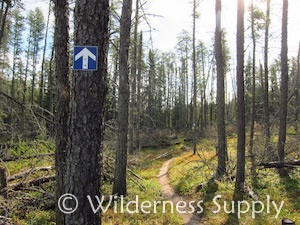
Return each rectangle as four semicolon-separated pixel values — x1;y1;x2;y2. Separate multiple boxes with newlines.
157;158;203;225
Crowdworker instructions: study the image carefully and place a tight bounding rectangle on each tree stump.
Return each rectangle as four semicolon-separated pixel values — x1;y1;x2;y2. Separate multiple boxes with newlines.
0;166;7;197
282;218;296;225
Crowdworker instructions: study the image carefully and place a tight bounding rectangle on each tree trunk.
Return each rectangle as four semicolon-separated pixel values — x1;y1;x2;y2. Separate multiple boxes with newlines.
236;0;246;187
136;31;143;151
295;43;300;132
113;0;132;196
192;0;197;154
65;0;109;224
129;0;139;154
48;45;55;133
249;0;256;175
0;166;7;197
215;0;226;177
0;0;9;46
264;0;271;158
278;0;288;164
54;0;70;224
39;0;52;108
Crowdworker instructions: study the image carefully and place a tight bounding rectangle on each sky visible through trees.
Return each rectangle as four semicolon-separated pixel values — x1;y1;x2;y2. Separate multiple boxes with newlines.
23;0;300;101
25;0;300;56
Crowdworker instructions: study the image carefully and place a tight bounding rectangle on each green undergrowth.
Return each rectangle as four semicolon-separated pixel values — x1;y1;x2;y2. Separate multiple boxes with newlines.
0;139;55;225
168;136;300;225
4;134;299;225
102;144;184;225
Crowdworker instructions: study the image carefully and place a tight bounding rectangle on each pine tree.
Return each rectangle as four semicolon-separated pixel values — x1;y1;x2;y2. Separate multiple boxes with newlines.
236;0;246;187
113;0;133;196
27;7;45;103
54;0;70;224
215;0;226;177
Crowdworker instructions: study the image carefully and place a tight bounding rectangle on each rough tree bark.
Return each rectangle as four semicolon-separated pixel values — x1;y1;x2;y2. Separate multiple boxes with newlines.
65;0;109;224
113;0;132;196
54;0;70;224
215;0;226;177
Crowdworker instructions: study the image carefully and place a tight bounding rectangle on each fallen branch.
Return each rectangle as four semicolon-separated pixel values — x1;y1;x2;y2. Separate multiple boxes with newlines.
5;175;55;192
2;153;54;162
129;176;145;190
8;166;54;182
19;187;55;198
150;149;174;162
0;216;12;223
128;169;143;180
258;160;300;168
0;91;54;125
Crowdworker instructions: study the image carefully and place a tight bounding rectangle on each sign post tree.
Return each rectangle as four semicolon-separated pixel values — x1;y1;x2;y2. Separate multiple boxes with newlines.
65;1;109;224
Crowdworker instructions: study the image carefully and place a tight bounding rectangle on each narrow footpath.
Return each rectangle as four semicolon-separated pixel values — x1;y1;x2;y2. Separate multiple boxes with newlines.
157;158;203;225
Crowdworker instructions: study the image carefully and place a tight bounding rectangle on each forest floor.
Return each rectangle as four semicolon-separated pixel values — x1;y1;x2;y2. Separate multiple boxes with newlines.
1;132;299;224
163;135;300;225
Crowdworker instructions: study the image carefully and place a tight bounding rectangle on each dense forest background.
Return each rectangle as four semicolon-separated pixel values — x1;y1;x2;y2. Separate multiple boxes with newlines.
0;0;298;141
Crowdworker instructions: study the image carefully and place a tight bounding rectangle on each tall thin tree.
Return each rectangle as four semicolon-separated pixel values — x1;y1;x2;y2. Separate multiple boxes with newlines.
39;0;52;107
236;0;246;187
249;0;256;174
113;0;133;196
129;0;139;154
277;0;288;165
54;0;70;224
0;0;11;46
215;0;226;177
264;0;271;158
136;31;143;151
295;43;300;132
192;0;197;154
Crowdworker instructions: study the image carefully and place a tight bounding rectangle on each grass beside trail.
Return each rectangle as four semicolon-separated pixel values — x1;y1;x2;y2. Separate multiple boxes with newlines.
168;137;300;225
101;145;184;225
3;136;299;224
4;140;185;225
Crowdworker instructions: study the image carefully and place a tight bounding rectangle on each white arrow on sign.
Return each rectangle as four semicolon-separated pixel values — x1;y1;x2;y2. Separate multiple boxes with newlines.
74;47;96;69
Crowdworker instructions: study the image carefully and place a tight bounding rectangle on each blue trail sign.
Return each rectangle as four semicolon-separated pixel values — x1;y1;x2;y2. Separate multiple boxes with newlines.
73;46;98;71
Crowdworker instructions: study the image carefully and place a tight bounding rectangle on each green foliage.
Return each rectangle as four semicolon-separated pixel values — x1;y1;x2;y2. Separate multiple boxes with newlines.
102;145;183;224
10;139;54;157
25;210;55;225
168;136;300;225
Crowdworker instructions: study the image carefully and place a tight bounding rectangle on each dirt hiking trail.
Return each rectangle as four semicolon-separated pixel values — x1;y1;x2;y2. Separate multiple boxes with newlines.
158;158;205;225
